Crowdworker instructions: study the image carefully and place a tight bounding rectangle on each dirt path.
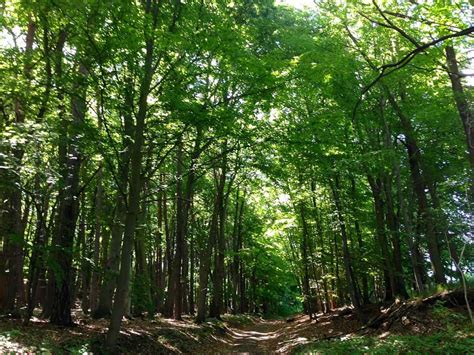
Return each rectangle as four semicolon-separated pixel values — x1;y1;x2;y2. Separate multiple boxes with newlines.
209;315;333;354
225;320;284;353
0;312;360;353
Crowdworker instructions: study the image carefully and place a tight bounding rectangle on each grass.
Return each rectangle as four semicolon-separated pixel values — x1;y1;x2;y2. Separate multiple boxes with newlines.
296;301;474;354
0;327;96;354
296;328;474;354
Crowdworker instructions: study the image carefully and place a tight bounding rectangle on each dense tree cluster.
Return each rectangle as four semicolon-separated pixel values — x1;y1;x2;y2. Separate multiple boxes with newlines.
0;0;472;349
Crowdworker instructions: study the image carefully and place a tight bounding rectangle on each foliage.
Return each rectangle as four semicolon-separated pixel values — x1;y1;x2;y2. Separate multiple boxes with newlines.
0;0;473;350
296;328;474;355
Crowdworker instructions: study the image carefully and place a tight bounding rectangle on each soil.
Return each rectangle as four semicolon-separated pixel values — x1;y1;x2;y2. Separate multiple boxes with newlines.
0;290;472;354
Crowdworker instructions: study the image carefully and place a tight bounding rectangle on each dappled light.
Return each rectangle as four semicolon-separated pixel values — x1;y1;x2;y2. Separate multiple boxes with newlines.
1;0;473;353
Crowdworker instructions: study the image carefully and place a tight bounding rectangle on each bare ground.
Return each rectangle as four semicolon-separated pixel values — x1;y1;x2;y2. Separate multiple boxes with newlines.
0;291;472;354
0;312;361;354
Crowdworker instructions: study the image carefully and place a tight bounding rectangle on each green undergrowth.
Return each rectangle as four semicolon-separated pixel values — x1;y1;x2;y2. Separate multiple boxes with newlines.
0;327;97;354
296;302;474;354
296;328;474;354
0;314;256;354
413;279;474;299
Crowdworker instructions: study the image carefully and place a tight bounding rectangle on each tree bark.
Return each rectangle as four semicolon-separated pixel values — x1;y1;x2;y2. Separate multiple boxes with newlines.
196;196;218;323
209;148;228;319
94;82;134;319
50;62;88;325
445;45;474;207
106;1;157;344
330;175;361;310
89;165;103;313
171;139;185;319
155;181;164;313
299;202;312;318
0;18;36;314
383;174;409;299
386;91;446;285
367;174;397;301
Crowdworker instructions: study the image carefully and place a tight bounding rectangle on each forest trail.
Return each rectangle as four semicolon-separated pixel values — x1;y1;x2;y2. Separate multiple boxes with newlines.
197;313;361;354
223;319;286;353
0;312;349;354
1;291;472;353
0;311;360;353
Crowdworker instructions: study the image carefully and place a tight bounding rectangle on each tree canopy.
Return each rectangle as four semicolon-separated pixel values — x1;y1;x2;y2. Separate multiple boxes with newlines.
0;0;472;350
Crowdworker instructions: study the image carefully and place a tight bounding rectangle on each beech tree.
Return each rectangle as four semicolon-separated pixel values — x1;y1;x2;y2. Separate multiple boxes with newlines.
0;0;472;350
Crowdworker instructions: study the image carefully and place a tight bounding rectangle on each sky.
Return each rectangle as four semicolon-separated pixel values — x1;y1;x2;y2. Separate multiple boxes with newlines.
276;0;316;9
1;0;472;86
275;0;473;86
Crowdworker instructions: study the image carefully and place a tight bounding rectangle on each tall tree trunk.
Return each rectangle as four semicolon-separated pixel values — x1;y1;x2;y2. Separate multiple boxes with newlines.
171;139;185;320
367;174;396;301
395;163;424;293
50;62;87;325
209;149;228;319
163;189;174;318
383;174;408;299
0;18;36;314
94;85;134;319
238;206;246;314
386;92;446;284
196;198;218;323
330;175;361;310
89;165;103;313
189;224;195;315
348;178;370;305
106;2;156;343
231;191;243;314
133;192;151;316
346;28;447;286
299;202;312;318
332;224;343;307
445;45;474;208
80;202;91;313
24;21;54;323
155;183;164;313
24;186;50;323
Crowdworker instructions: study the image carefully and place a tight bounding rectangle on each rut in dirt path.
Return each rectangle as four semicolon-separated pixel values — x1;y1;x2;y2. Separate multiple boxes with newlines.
211;311;364;354
226;320;283;353
218;315;329;354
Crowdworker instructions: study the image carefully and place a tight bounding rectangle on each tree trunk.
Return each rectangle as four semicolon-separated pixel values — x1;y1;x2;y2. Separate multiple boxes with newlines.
94;85;134;319
155;182;164;313
386;92;446;284
189;225;195;315
133;192;151;316
383;174;409;299
90;165;103;313
196;198;218;323
348;178;370;305
367;174;397;301
231;192;244;314
445;45;474;207
330;175;361;310
79;202;91;313
49;62;87;325
299;202;312;318
209;150;228;319
163;189;174;318
106;5;156;344
171;139;185;320
0;19;36;315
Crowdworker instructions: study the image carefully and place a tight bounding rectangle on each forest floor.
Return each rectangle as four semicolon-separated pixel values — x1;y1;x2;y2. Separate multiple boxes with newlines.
0;291;473;354
0;312;360;353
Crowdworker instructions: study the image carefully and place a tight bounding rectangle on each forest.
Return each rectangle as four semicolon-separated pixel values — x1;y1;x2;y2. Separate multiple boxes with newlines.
0;0;473;353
